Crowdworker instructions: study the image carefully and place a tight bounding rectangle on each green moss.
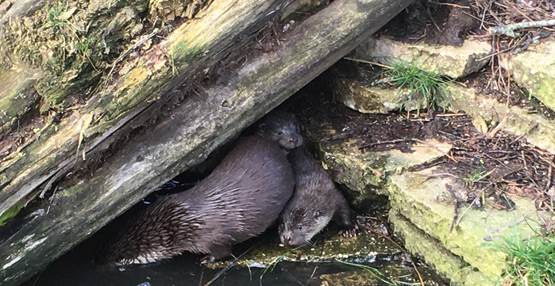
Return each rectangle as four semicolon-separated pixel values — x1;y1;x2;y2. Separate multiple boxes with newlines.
536;79;555;112
387;170;546;279
0;0;149;108
169;41;204;68
0;202;24;226
390;211;494;285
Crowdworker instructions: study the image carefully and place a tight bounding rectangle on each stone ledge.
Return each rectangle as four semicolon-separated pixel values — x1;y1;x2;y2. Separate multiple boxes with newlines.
298;102;552;284
328;66;555;154
501;40;555;112
389;211;494;286
388;168;546;279
353;37;491;78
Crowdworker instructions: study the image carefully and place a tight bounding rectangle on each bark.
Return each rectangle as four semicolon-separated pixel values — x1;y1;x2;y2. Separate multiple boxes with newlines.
0;0;287;221
0;0;412;285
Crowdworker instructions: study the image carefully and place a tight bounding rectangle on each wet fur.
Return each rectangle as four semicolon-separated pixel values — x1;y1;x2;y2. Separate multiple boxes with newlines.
279;147;352;247
257;111;303;150
102;136;295;265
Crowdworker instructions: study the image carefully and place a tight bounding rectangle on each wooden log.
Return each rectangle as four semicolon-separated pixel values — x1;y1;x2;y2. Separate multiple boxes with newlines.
0;0;286;223
0;0;412;284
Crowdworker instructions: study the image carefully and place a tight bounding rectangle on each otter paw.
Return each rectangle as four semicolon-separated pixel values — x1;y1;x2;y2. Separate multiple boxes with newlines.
339;223;360;238
200;255;217;265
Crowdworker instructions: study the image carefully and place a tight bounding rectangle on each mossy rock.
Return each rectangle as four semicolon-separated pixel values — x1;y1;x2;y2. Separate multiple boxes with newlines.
387;168;548;280
447;85;555;154
354;37;491;78
504;40;555;112
389;211;494;286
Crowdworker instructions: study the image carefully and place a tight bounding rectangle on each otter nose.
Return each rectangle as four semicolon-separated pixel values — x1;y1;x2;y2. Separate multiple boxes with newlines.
282;234;292;246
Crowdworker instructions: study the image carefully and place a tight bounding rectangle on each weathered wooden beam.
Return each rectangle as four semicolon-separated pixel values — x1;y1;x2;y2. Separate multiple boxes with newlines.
0;0;412;284
0;0;287;222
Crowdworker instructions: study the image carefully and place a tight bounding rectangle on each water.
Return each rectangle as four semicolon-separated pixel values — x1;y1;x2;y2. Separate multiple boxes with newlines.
22;214;444;286
22;174;445;286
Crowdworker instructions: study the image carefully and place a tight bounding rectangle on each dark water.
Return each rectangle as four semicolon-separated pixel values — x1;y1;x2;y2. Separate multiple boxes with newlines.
22;207;443;286
22;166;444;286
23;232;438;286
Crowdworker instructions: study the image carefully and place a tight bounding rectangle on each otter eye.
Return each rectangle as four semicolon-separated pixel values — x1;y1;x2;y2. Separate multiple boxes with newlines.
277;131;284;136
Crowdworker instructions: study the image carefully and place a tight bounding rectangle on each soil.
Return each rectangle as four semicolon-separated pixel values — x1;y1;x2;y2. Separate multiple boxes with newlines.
377;0;479;46
289;90;555;217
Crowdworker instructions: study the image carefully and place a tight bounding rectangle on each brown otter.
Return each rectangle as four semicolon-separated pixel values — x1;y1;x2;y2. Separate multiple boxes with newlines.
99;111;303;266
279;146;352;247
256;111;303;150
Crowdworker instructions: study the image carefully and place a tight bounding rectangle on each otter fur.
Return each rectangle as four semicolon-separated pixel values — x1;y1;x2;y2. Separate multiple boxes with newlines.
279;146;352;247
99;111;303;265
256;111;303;150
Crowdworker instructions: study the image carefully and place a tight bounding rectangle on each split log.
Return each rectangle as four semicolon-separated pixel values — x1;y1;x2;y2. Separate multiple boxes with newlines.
0;0;412;285
0;0;287;223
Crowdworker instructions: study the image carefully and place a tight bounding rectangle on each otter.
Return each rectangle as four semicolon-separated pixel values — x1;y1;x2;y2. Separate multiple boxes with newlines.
256;111;303;150
279;146;352;247
99;110;303;266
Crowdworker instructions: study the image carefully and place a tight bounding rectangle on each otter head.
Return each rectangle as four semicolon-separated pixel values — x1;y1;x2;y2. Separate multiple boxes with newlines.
257;111;303;150
279;206;333;247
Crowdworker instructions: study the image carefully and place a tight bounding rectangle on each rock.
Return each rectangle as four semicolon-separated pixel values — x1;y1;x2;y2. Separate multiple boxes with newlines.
325;61;555;154
447;85;555;154
327;63;426;114
354;37;491;78
307;130;451;207
297;101;550;285
335;82;420;114
502;40;555;112
388;168;546;281
389;212;494;286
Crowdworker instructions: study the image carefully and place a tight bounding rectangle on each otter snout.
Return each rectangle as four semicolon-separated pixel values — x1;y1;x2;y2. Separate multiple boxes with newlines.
290;135;303;147
280;135;303;150
280;231;307;247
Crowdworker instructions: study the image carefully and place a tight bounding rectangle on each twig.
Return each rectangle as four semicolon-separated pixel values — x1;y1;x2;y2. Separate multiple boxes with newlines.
545;156;554;193
490;19;555;37
428;1;470;9
204;246;254;286
411;260;426;286
359;138;416;150
446;184;464;232
342;57;392;69
435;113;467;117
